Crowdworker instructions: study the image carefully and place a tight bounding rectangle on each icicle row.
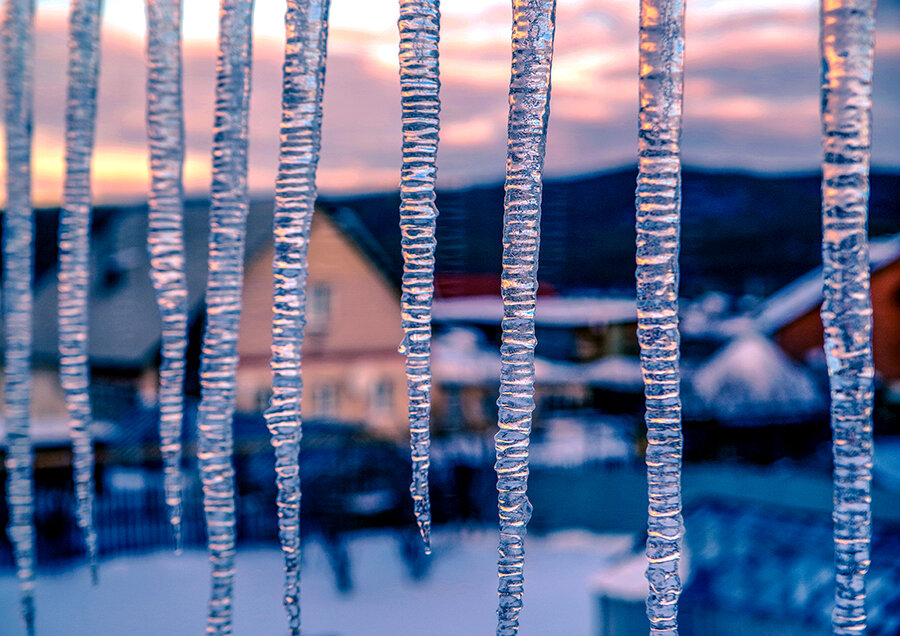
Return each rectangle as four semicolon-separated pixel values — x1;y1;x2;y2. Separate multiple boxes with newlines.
59;0;103;583
819;1;877;633
397;0;440;554
494;2;556;634
263;1;330;633
145;0;188;555
197;0;254;633
636;1;685;634
2;0;37;632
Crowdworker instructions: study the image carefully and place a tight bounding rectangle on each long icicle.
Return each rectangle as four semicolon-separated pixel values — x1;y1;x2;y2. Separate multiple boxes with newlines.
397;0;440;554
819;1;877;633
263;1;330;634
59;0;103;584
2;0;38;632
197;0;254;633
494;2;556;634
145;0;188;555
636;1;685;634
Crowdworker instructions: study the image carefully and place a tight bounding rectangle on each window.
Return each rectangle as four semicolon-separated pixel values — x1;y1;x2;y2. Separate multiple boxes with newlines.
371;378;393;415
312;382;338;418
307;283;331;332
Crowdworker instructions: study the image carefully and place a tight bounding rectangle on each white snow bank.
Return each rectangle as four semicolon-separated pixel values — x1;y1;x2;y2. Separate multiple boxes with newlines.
0;529;633;636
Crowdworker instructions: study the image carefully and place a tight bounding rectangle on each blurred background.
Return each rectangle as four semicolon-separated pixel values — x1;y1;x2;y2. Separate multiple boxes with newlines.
2;0;900;634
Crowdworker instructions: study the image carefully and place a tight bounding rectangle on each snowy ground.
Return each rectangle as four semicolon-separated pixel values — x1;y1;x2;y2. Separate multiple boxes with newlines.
0;529;633;636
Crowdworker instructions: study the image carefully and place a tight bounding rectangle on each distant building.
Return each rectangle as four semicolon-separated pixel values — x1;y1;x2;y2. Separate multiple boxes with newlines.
431;296;643;432
4;201;409;450
683;333;829;461
235;207;408;437
755;232;900;400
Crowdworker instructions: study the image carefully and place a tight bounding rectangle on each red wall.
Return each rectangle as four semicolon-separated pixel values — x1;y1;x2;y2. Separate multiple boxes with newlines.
776;259;900;383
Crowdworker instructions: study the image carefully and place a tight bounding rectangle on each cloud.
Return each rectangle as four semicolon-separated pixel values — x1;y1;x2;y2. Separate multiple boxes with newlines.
5;1;900;205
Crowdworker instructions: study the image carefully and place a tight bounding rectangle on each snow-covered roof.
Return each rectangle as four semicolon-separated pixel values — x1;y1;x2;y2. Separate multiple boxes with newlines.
432;328;644;391
691;333;825;424
433;295;637;327
755;232;900;334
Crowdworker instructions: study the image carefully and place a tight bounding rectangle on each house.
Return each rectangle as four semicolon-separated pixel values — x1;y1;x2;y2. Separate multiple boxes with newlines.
755;232;900;400
3;199;409;454
683;332;829;462
235;206;409;437
430;296;643;432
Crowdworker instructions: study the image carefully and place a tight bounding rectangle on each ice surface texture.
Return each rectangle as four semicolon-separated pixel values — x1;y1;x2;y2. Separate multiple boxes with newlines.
819;1;877;633
59;0;103;585
197;0;254;633
636;1;685;634
494;2;556;634
2;0;37;633
146;0;188;554
263;0;330;634
397;0;440;554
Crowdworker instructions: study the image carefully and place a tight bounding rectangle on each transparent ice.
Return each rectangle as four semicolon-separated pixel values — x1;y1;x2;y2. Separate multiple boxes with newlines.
197;0;254;633
397;0;440;554
59;0;103;584
819;1;877;633
263;0;329;633
146;0;188;554
636;1;685;634
2;0;37;633
494;1;556;634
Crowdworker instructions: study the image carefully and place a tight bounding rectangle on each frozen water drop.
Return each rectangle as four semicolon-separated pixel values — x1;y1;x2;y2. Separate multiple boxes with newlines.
2;0;38;631
146;0;188;554
263;0;330;633
59;0;104;583
494;2;557;634
398;0;441;554
636;1;685;634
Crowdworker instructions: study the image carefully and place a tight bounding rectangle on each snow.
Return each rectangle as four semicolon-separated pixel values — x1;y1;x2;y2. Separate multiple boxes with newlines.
691;333;825;424
433;296;637;328
0;529;633;636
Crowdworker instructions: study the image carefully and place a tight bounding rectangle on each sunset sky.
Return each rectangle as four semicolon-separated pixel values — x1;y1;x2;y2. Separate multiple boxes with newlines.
7;0;900;205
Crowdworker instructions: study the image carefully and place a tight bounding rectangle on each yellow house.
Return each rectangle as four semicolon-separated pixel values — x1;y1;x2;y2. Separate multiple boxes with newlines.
235;207;409;439
8;202;408;448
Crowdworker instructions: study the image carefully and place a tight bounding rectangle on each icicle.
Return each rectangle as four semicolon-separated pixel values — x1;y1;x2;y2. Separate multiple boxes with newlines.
494;2;556;635
263;1;329;633
636;1;685;635
59;0;103;584
397;0;440;554
819;1;877;633
196;0;254;632
145;0;188;555
2;0;38;632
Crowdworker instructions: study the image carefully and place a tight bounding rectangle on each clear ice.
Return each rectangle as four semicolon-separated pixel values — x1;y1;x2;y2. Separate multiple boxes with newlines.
59;0;103;584
2;0;37;632
263;0;329;633
819;1;877;633
197;0;254;633
146;0;188;554
636;1;685;634
494;1;556;634
397;0;441;554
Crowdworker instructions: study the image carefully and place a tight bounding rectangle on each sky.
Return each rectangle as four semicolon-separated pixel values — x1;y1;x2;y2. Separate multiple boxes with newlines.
4;0;900;204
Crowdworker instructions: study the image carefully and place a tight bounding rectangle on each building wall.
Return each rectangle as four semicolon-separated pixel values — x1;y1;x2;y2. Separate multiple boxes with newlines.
235;212;408;438
776;259;900;385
